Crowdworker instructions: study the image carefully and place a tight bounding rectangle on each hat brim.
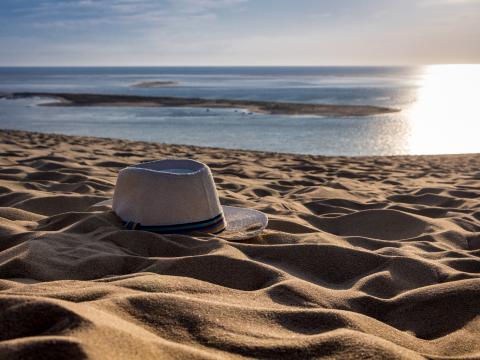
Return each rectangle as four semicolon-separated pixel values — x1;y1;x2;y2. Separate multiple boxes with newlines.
220;205;268;240
91;200;267;241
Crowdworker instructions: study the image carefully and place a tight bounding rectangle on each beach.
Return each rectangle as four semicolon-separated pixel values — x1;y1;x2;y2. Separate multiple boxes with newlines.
1;128;480;359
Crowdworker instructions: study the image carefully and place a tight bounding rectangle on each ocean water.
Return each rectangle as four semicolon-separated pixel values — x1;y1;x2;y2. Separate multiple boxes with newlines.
0;65;479;156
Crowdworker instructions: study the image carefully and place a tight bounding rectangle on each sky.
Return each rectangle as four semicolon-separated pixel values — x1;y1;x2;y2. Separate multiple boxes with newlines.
1;0;479;66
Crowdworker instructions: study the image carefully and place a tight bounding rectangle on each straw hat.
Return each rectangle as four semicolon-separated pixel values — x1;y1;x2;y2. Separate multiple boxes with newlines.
95;159;268;240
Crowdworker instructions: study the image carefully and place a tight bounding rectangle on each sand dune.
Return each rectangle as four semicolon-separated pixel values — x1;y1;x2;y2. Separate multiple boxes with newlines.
1;129;480;359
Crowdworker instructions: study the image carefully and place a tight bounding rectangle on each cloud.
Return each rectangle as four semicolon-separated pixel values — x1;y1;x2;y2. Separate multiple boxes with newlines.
420;0;480;6
14;0;247;28
1;0;479;66
167;0;247;13
0;0;250;65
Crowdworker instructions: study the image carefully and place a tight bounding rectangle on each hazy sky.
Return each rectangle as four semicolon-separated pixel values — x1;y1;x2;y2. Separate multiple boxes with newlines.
1;0;479;66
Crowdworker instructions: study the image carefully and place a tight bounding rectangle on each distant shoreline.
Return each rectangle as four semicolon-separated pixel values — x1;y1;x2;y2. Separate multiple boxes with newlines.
131;81;179;88
3;92;400;117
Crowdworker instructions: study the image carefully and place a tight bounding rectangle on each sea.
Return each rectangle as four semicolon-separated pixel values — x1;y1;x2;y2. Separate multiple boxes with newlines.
0;65;479;156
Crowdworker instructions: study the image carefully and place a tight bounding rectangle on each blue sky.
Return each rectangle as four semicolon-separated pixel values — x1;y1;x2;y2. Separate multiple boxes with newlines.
1;0;479;66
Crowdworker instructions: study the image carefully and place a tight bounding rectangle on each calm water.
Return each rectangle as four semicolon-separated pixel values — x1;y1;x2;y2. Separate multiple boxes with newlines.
0;65;479;156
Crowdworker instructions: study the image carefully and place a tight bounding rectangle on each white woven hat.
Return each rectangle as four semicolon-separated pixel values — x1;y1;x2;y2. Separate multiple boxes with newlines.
95;159;268;240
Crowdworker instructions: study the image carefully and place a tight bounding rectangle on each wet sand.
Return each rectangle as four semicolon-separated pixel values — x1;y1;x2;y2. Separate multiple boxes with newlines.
1;129;480;359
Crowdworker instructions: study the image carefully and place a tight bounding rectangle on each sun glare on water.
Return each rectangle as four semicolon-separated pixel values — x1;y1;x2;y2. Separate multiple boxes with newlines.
407;64;480;155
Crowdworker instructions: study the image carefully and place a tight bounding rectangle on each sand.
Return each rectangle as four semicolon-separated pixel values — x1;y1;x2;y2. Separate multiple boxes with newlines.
4;93;399;117
1;129;480;359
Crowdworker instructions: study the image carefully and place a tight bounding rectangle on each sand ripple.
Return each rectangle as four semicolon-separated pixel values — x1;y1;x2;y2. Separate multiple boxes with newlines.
1;130;480;359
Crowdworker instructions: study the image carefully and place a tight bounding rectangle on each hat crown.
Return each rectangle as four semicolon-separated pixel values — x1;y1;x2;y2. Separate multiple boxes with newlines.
112;159;223;227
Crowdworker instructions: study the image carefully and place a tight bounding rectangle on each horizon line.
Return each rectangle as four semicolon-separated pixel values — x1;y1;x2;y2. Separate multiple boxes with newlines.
1;63;479;68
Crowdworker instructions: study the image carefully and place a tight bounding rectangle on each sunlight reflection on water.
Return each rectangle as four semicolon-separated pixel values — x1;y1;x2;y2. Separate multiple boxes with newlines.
407;64;480;154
